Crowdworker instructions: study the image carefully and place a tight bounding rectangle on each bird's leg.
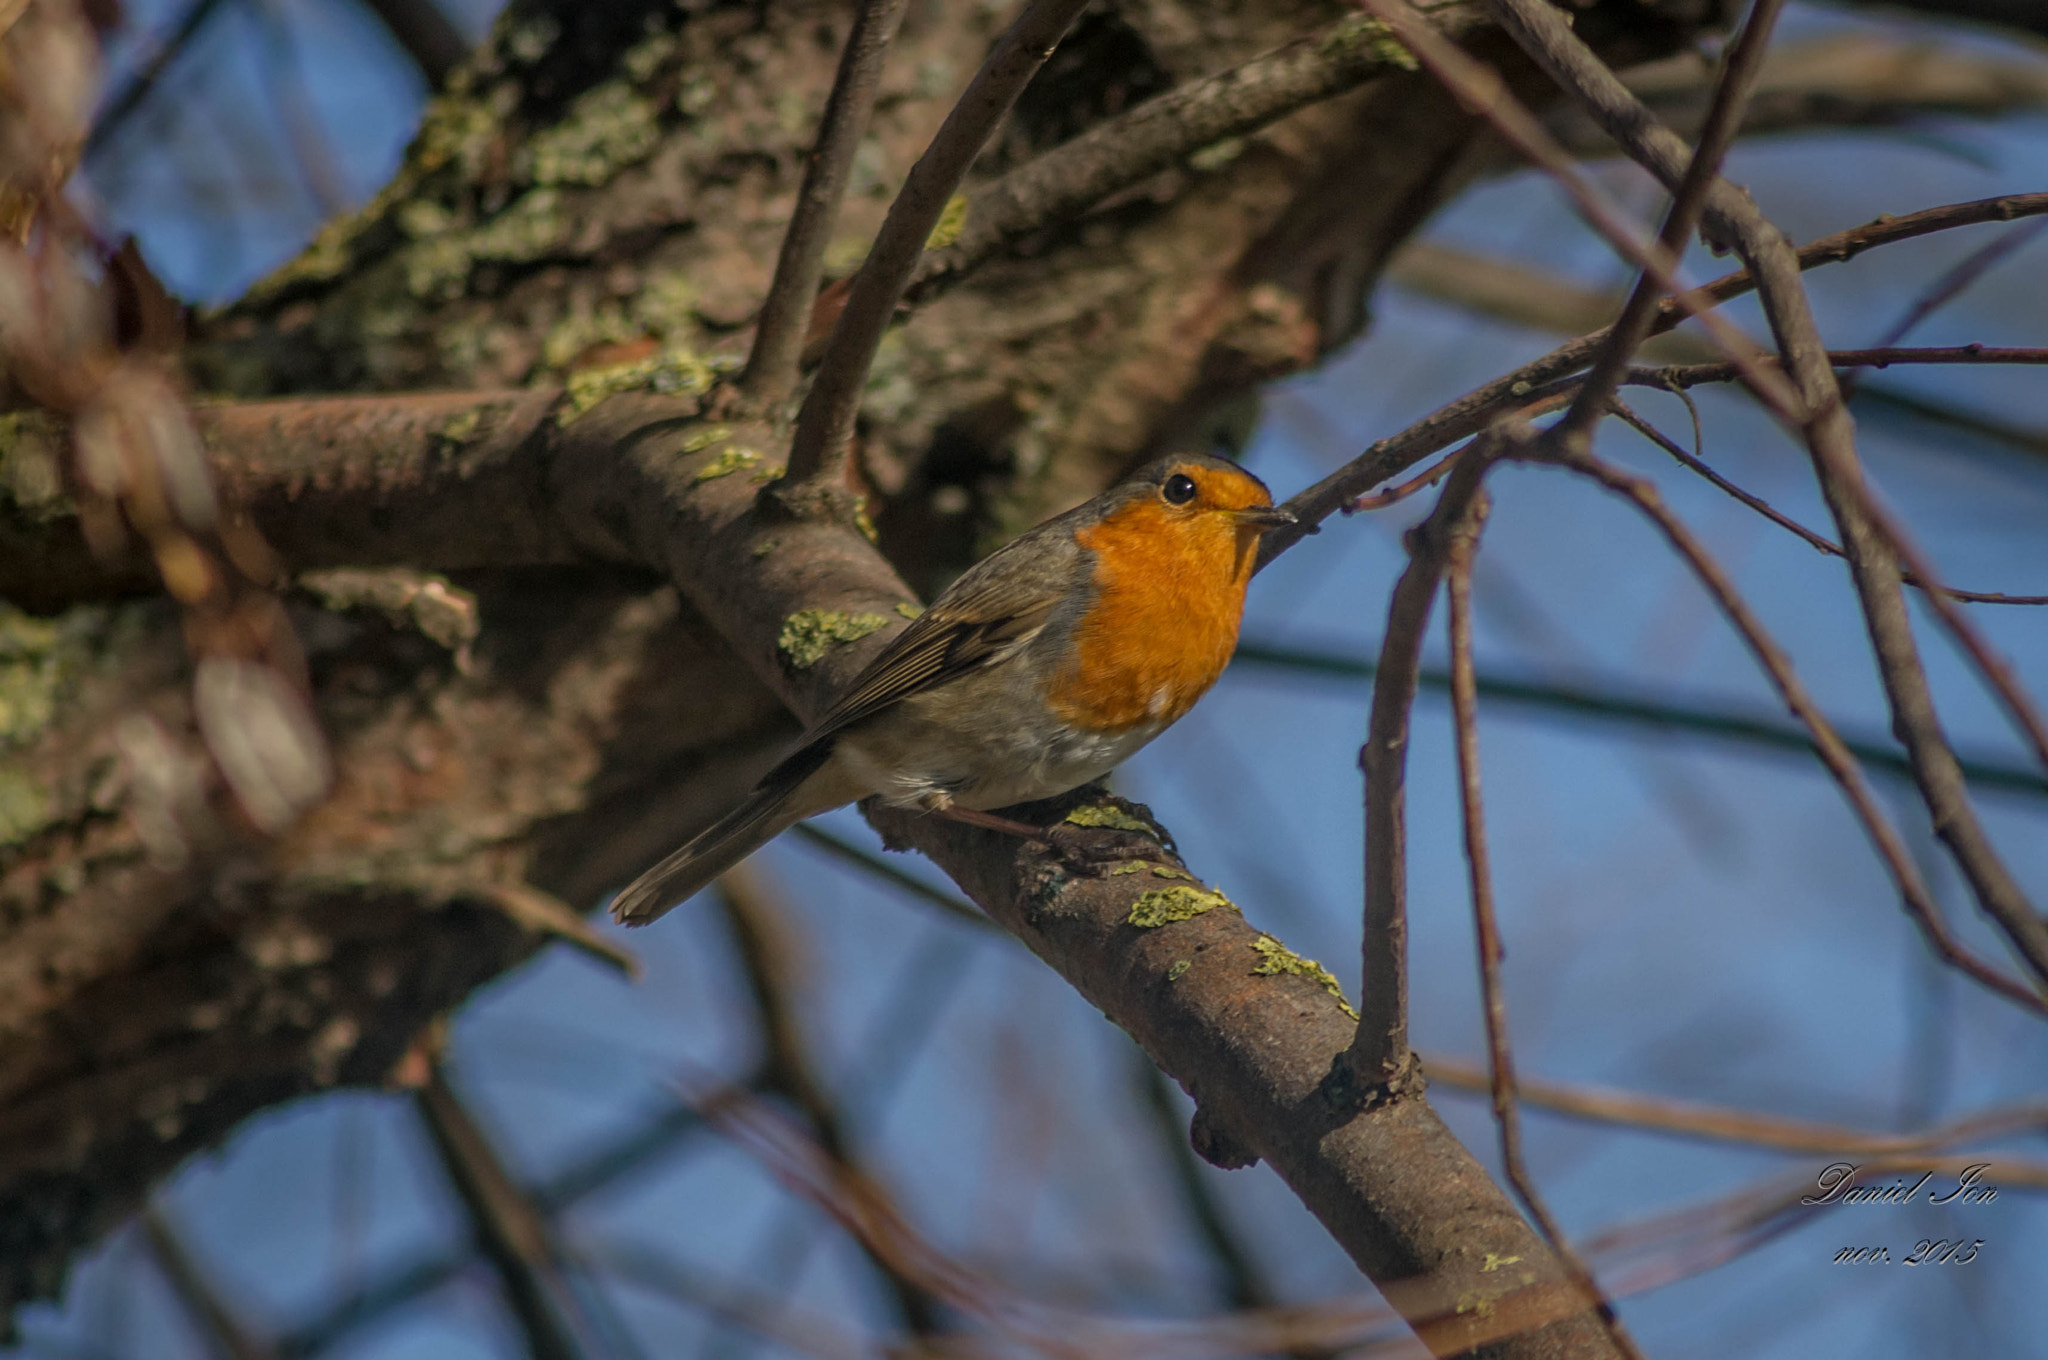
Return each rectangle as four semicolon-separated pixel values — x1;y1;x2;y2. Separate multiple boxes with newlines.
927;803;1167;874
928;804;1055;841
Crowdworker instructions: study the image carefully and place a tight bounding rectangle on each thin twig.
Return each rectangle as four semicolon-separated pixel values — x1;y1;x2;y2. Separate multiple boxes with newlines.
741;0;913;406
85;0;234;158
142;1207;275;1360
1266;191;2048;557
714;867;942;1339
783;0;1091;485
413;1060;589;1360
1443;487;1647;1360
1609;396;2048;605
1486;0;2048;991
1642;344;2048;382
1547;446;2045;1015
1561;0;1787;439
1229;638;2048;799
1424;1054;2048;1157
1359;0;1804;422
905;9;1468;301
1351;439;1500;1085
1864;217;2048;358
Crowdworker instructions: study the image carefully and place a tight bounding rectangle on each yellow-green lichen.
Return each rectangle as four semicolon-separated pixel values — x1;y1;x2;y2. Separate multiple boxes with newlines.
1481;1254;1523;1273
854;502;879;543
750;537;780;560
1128;886;1232;928
1320;13;1418;71
1188;138;1244;173
778;609;889;671
435;407;483;447
926;194;969;250
894;602;925;620
557;346;715;423
519;83;661;187
693;446;763;483
750;462;786;485
1064;804;1152;834
0;412;67;517
0;766;48;846
1108;862;1146;876
678;424;733;454
404;188;567;301
1166;959;1191;982
1251;933;1358;1017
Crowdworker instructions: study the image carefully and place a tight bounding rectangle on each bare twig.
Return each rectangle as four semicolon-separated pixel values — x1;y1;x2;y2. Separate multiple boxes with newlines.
1424;1054;2048;1157
1642;344;2048;382
85;0;233;159
142;1208;275;1360
1548;447;2045;1015
351;0;468;88
1229;638;2048;799
1351;440;1500;1086
905;10;1471;301
741;0;913;406
788;824;999;931
1864;217;2048;357
413;1060;590;1360
1267;191;2048;556
783;0;1091;486
1561;0;1786;439
1443;488;1646;1360
1609;396;2048;606
714;867;941;1336
1486;0;2048;990
1359;0;1804;422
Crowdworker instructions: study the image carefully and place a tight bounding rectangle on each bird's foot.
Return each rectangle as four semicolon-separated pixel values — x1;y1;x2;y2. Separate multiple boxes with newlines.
928;802;1173;875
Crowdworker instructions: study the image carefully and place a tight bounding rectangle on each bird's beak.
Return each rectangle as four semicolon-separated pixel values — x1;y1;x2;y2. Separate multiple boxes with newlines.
1231;505;1298;531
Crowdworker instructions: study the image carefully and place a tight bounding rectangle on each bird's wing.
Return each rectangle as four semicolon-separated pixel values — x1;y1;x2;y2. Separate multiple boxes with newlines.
809;534;1073;739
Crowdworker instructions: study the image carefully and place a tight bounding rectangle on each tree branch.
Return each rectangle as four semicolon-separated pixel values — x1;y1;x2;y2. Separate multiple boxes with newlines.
1266;190;2048;557
1444;486;1645;1360
1351;441;1499;1089
740;0;913;407
783;0;1092;486
904;10;1469;303
1485;0;2048;993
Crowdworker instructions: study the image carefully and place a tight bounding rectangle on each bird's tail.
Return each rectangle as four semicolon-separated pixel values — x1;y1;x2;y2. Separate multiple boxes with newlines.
609;740;838;927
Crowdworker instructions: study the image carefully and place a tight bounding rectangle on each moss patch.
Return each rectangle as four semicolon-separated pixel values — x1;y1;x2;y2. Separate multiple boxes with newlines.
778;609;889;671
1251;934;1358;1017
1128;885;1232;928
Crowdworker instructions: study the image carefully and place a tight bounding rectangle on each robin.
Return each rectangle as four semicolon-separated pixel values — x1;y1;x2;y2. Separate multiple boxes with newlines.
610;452;1295;925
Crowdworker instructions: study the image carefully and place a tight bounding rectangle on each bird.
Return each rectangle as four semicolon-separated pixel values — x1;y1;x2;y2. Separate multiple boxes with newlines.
609;452;1295;926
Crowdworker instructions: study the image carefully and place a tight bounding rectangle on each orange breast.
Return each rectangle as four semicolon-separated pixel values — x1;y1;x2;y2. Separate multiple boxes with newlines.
1046;501;1259;734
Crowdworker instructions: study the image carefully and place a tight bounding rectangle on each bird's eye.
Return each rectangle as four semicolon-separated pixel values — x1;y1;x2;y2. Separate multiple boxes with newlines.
1162;473;1198;506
